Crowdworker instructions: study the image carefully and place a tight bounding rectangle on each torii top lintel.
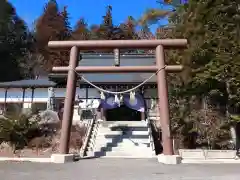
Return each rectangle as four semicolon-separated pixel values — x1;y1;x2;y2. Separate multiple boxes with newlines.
48;39;187;49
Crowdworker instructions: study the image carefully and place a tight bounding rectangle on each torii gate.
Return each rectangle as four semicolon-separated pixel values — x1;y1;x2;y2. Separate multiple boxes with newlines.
48;39;187;157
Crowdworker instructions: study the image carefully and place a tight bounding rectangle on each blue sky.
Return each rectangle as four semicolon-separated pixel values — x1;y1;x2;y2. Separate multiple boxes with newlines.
9;0;172;31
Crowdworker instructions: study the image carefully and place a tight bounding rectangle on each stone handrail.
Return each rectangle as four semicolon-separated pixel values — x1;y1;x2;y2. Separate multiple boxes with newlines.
88;120;101;152
79;116;96;157
146;118;155;152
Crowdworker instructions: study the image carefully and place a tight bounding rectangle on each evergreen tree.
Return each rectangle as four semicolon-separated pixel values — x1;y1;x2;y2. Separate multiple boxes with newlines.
139;9;172;27
92;5;128;52
139;0;175;27
89;24;100;40
168;0;240;149
120;16;139;40
139;0;239;149
0;0;32;81
97;5;114;40
35;0;71;71
58;6;72;67
72;18;90;40
170;0;240;105
60;6;72;40
88;6;139;42
137;25;155;40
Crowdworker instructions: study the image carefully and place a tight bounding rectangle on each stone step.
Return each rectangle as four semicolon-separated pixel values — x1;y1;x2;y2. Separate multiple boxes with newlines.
97;131;149;136
84;120;154;158
91;138;150;145
89;138;150;147
94;145;152;153
99;121;148;127
93;151;154;158
86;152;154;158
87;144;151;152
93;134;150;140
94;133;150;138
98;127;149;130
96;134;150;139
93;142;151;149
98;127;149;131
110;148;153;153
87;143;151;151
88;137;151;148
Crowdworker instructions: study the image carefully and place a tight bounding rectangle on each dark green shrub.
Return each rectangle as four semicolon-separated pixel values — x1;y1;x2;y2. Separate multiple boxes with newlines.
0;113;40;153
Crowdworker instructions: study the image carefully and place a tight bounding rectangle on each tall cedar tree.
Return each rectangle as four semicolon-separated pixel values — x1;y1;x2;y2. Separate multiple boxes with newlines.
89;24;100;40
59;6;72;66
118;16;140;53
0;0;31;82
98;5;114;40
95;5;124;52
72;18;90;40
140;0;239;149
169;0;240;109
35;0;71;71
97;5;126;40
120;16;138;40
93;6;140;53
137;25;155;40
168;0;240;149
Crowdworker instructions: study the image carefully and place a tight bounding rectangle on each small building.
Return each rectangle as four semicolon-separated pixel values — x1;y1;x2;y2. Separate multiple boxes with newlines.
0;54;160;123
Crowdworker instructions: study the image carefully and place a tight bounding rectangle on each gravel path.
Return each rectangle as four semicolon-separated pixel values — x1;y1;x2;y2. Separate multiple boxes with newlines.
1;158;240;180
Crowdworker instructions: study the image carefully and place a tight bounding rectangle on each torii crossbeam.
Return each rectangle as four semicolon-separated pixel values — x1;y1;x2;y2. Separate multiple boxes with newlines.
48;39;187;156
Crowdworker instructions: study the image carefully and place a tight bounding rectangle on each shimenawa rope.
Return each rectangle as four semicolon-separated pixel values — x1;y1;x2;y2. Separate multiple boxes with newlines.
71;65;166;95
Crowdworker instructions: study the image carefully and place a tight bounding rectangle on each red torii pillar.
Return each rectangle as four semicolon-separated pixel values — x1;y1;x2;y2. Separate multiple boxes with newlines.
48;39;187;156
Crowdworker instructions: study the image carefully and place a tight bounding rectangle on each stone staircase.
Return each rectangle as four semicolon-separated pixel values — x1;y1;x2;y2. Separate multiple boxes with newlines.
85;121;155;158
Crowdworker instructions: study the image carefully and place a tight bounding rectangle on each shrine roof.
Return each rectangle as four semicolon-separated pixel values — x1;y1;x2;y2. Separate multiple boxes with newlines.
50;53;157;84
0;78;56;88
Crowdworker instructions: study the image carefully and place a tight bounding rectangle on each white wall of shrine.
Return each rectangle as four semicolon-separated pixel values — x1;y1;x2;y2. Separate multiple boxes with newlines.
0;87;159;119
0;88;158;102
0;87;101;120
0;88;102;103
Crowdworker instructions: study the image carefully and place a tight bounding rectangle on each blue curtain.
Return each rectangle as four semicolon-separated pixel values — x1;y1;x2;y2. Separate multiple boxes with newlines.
100;95;119;110
123;93;145;112
100;93;145;112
